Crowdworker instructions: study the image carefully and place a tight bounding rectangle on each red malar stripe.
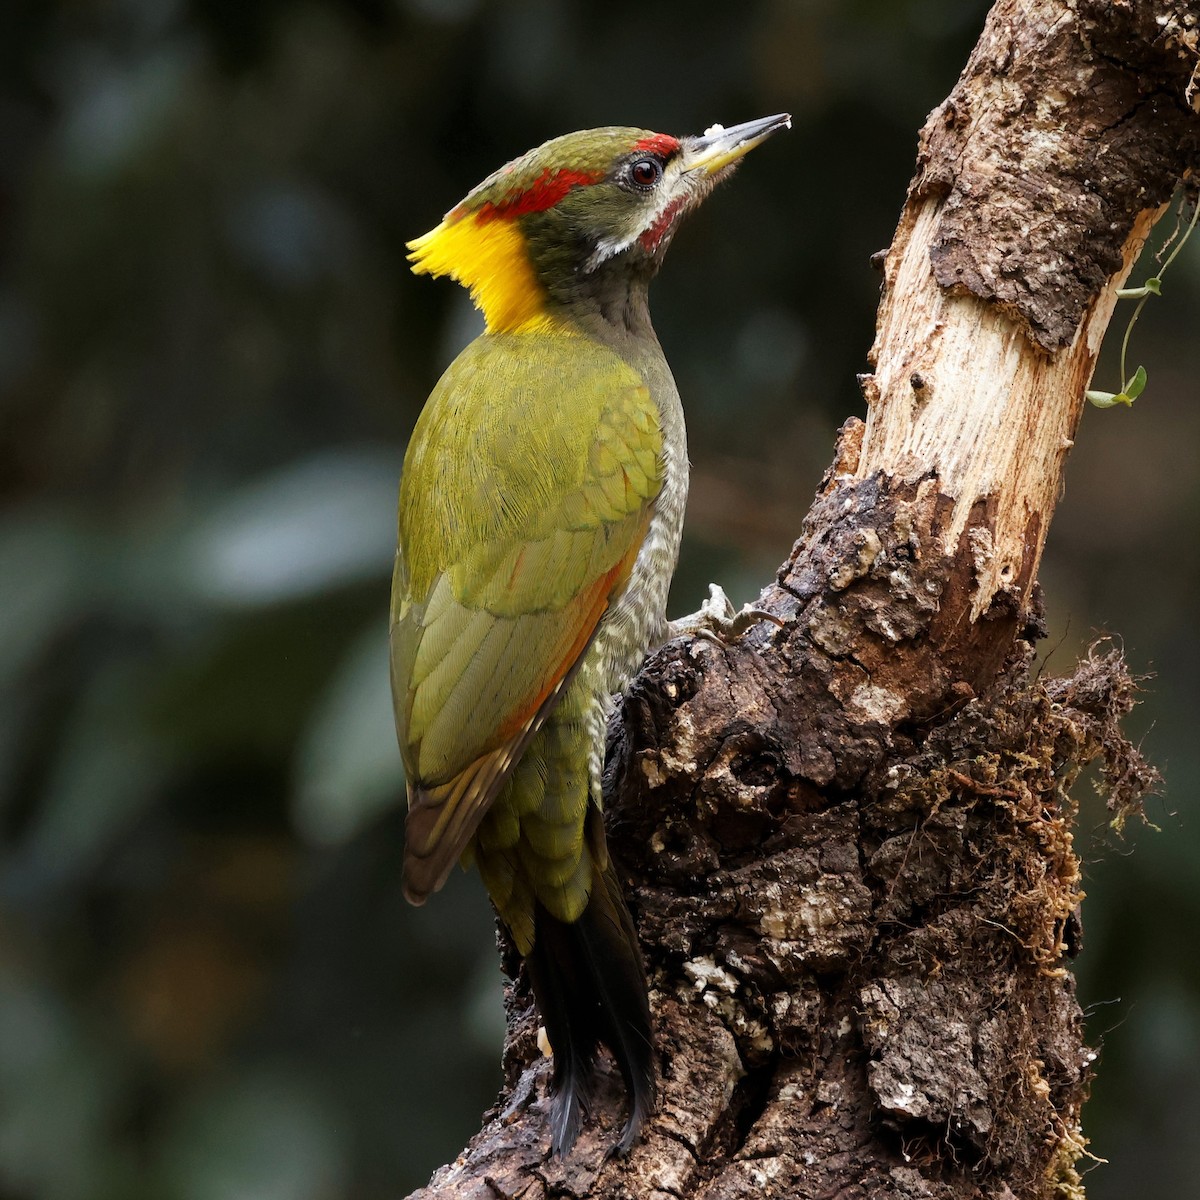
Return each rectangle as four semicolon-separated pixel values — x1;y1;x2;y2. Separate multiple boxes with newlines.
639;198;685;252
476;167;603;222
632;133;680;157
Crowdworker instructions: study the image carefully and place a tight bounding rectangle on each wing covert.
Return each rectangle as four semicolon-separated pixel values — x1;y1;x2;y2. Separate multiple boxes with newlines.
389;331;663;892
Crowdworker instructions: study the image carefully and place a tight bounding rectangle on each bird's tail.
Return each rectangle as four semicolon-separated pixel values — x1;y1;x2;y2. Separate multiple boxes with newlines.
525;856;656;1156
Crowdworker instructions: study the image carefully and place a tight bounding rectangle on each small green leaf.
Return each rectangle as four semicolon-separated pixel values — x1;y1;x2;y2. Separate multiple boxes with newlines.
1123;364;1148;400
1092;192;1195;413
1116;277;1163;300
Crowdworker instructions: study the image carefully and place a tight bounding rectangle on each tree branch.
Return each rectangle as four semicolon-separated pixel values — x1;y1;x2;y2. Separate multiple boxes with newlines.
408;2;1196;1196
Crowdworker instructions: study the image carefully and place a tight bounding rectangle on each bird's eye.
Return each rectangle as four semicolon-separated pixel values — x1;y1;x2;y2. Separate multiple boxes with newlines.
629;157;663;189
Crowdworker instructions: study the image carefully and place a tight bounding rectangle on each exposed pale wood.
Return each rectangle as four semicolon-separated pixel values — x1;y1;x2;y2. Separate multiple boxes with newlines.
860;197;1160;619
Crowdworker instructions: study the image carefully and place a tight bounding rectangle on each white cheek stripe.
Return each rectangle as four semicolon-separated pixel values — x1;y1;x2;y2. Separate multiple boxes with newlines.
582;171;699;274
585;233;636;273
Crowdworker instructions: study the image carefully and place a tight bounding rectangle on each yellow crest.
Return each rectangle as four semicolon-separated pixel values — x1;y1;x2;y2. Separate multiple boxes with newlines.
407;212;555;334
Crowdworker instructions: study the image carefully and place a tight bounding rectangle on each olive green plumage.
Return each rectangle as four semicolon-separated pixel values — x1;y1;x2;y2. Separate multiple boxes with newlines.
392;114;789;1156
393;332;663;933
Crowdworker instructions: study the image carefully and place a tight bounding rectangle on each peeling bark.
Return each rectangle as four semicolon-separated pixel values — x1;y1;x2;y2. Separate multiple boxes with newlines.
407;2;1194;1197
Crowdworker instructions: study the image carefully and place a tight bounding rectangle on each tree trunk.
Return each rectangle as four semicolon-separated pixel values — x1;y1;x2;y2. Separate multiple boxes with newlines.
410;2;1197;1196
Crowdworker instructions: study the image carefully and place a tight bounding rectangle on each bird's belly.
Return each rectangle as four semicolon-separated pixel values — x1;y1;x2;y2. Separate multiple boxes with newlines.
575;422;688;802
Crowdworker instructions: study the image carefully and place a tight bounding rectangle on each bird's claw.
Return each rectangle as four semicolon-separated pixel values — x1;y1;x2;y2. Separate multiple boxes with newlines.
669;583;785;645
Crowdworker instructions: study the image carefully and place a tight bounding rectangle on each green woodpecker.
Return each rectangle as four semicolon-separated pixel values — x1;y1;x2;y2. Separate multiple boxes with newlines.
391;114;790;1155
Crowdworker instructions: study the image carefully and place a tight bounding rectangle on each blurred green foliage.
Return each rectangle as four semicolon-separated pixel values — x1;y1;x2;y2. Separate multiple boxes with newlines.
0;1;1196;1196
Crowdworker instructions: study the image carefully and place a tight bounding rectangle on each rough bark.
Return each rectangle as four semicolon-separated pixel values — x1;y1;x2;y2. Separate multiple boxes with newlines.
409;2;1196;1197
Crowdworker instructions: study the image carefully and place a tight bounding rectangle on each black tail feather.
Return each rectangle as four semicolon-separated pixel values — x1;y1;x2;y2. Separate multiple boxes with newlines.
525;862;656;1156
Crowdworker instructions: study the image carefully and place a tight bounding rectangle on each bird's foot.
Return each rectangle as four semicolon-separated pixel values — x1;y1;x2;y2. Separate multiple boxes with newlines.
668;583;785;645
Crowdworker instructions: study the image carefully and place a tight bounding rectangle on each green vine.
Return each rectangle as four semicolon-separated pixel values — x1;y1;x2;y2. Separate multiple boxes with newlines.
1086;192;1199;409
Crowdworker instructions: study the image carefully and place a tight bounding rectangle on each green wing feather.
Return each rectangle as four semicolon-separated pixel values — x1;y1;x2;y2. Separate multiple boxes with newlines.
391;330;663;899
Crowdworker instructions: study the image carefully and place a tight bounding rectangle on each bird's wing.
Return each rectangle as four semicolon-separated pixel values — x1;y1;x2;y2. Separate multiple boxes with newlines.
391;332;663;900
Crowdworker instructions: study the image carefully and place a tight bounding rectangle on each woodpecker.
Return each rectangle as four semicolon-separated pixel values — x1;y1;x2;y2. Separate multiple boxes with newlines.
391;114;790;1155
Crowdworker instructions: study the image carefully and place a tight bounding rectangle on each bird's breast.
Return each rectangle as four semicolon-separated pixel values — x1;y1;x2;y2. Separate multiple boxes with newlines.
572;346;688;803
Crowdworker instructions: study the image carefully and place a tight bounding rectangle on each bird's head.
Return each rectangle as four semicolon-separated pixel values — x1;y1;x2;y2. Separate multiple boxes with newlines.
408;114;791;333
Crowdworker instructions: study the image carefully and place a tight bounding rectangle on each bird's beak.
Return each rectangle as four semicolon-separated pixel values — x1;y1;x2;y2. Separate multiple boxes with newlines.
684;113;792;176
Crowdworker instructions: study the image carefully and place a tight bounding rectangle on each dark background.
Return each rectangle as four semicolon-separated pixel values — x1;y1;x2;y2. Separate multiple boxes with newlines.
1;2;1196;1197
